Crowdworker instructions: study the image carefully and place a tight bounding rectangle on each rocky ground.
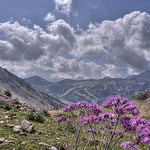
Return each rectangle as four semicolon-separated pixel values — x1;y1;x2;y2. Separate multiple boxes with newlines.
0;92;67;150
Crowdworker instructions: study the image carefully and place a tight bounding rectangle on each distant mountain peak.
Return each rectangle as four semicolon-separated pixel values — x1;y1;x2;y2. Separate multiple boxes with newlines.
126;70;150;81
24;76;52;86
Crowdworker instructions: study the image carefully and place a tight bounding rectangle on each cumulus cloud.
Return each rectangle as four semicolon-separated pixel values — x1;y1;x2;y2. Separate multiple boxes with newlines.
44;13;55;22
71;11;150;75
0;20;75;61
51;56;104;79
0;11;150;80
54;0;72;15
0;56;104;81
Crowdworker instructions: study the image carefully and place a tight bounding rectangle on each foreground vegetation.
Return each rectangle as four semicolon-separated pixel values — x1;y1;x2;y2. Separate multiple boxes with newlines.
0;90;149;150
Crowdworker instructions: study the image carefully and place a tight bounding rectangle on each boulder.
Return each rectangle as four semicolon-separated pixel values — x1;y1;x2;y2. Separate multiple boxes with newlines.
13;126;22;133
21;120;34;133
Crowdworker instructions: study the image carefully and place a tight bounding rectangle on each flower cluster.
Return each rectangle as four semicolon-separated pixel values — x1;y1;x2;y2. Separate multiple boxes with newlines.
56;96;150;150
121;142;139;150
63;101;102;116
56;116;67;122
82;115;99;126
102;96;139;116
86;129;97;134
120;116;136;132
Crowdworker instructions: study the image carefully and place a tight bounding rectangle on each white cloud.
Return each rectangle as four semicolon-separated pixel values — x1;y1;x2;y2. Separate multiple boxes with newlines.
0;20;75;61
0;11;150;80
0;56;104;81
44;13;55;22
51;56;104;79
54;0;72;15
71;11;150;76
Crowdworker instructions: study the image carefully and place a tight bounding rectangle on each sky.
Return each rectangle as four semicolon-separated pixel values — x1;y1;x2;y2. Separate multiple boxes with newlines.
0;0;150;82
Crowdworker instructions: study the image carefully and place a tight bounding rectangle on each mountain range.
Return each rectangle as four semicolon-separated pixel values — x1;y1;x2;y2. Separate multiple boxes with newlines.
24;70;150;105
0;66;64;109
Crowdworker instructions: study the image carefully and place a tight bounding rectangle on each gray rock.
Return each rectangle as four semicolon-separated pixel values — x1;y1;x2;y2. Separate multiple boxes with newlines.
5;124;15;128
50;146;58;150
0;140;15;147
21;142;27;145
21;120;34;133
4;115;8;119
39;142;50;146
13;126;22;133
0;138;5;144
19;132;27;136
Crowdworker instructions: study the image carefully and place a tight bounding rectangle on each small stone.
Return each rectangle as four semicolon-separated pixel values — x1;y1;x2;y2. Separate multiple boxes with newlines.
50;146;58;150
13;126;22;133
4;115;8;119
0;138;5;144
0;140;15;147
10;116;17;120
0;121;4;124
8;136;18;140
19;132;27;136
39;142;50;146
21;142;27;145
21;120;34;133
5;124;15;128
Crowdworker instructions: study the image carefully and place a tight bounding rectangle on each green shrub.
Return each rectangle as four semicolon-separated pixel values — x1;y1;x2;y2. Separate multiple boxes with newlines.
26;111;44;123
43;109;51;117
3;90;12;98
26;111;35;121
34;113;44;123
3;102;12;110
0;100;12;110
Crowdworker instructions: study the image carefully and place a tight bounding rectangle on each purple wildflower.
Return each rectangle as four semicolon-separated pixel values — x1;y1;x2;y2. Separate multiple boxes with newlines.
121;141;139;150
56;116;67;122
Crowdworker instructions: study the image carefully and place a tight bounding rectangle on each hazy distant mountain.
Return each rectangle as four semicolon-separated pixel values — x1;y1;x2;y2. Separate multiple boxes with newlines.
24;76;52;86
0;66;64;109
126;70;150;81
24;70;150;105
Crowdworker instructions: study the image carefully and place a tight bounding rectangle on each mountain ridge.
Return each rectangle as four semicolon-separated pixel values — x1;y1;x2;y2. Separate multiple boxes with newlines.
0;66;64;109
24;70;150;105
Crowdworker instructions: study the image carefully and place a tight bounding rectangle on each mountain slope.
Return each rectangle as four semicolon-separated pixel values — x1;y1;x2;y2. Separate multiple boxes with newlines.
0;66;64;109
24;71;150;105
132;91;150;117
24;76;52;86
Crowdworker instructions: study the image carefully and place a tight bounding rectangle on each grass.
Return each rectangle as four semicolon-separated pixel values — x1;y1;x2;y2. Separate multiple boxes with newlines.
0;102;149;150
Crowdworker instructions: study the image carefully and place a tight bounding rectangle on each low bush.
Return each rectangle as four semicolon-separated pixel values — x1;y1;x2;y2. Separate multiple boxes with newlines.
26;111;44;123
3;89;12;98
42;109;51;117
0;100;12;110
